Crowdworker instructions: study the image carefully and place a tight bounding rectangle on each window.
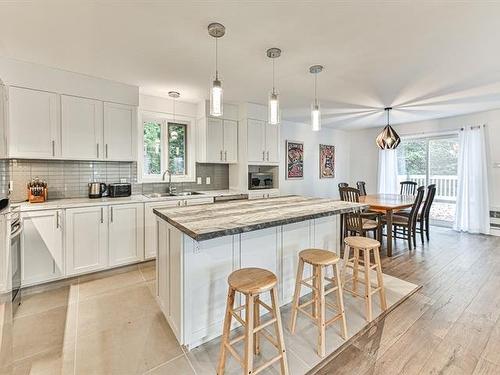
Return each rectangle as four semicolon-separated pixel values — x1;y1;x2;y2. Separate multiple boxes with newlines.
141;115;193;182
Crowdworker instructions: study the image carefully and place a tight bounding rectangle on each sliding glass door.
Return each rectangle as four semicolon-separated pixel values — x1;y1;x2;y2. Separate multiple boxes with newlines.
397;134;459;225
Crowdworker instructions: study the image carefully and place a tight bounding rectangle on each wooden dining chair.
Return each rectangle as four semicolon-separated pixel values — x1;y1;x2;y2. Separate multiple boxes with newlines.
398;184;436;242
339;187;381;240
382;186;425;250
356;181;367;196
400;181;418;195
338;182;349;189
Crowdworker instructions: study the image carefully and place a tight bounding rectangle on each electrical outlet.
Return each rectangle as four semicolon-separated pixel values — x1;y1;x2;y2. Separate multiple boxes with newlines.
197;177;202;184
206;177;211;185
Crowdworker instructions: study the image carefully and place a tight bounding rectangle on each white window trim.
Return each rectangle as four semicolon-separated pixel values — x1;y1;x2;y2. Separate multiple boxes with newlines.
138;110;196;183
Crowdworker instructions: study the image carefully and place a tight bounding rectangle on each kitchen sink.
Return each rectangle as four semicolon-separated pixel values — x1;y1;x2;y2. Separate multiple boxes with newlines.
143;191;204;198
174;191;204;196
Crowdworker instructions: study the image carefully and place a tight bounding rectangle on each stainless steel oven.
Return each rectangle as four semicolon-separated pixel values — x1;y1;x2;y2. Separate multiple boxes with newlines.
10;205;21;312
248;172;274;190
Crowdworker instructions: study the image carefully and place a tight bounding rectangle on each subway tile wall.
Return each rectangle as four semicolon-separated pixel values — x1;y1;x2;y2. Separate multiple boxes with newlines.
8;160;229;202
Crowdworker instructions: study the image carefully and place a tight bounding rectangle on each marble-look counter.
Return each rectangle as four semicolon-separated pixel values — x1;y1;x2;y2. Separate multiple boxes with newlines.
154;195;367;241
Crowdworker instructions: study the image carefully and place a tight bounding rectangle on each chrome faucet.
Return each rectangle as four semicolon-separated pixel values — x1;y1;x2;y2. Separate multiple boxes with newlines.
162;169;176;195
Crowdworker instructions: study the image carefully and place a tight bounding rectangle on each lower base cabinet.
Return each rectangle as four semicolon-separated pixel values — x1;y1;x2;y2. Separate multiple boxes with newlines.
109;203;144;266
65;206;108;276
21;209;64;286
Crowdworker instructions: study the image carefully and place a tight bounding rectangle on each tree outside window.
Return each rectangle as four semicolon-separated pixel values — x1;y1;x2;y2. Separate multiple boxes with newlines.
168;123;186;175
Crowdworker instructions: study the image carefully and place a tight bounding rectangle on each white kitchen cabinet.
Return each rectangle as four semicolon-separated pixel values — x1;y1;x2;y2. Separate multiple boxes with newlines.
145;200;181;260
197;117;238;164
247;119;279;164
21;210;64;286
248;189;280;200
65;206;108;276
103;102;136;161
61;95;103;160
108;203;144;266
8;87;60;159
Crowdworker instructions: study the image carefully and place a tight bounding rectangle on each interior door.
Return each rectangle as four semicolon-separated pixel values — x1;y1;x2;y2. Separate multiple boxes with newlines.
9;87;60;158
223;119;238;163
61;95;103;159
108;203;144;266
247;119;266;163
206;117;224;162
103;102;136;161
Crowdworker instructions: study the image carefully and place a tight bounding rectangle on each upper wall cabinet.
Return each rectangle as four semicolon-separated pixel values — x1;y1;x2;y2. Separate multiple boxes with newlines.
9;87;61;159
61;95;103;160
247;119;279;164
196;117;238;164
103;102;136;161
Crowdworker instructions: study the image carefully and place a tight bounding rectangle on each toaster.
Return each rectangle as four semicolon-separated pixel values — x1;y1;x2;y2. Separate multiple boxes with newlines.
108;183;132;198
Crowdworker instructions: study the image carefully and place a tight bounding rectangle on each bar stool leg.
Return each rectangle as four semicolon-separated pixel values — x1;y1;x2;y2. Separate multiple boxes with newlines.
217;287;236;375
244;294;254;375
342;245;350;286
290;258;304;333
373;247;387;311
363;249;373;321
353;248;360;294
334;262;348;339
312;265;319;319
318;266;326;357
271;286;290;375
254;295;260;355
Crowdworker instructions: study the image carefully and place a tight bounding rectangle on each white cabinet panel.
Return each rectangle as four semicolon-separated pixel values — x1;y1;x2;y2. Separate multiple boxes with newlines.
61;95;103;160
206;118;224;163
108;203;144;267
223;120;238;163
65;206;108;276
103;102;136;161
21;210;63;286
248;189;280;200
247;119;265;163
265;122;279;163
313;216;339;253
9;87;60;158
145;201;180;260
185;197;214;206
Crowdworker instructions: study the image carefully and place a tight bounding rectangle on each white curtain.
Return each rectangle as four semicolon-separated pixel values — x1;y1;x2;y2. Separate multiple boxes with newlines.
377;149;399;194
453;126;490;234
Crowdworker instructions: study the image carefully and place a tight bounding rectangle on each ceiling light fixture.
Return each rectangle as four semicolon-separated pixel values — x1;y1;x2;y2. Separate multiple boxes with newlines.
208;22;225;117
376;107;401;149
267;48;281;125
309;65;323;131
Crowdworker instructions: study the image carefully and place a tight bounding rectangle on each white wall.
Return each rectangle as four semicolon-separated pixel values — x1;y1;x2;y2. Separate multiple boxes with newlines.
348;109;500;209
279;121;351;199
139;94;198;118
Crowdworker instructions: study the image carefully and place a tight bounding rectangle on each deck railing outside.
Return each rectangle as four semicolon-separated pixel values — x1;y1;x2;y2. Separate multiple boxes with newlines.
397;174;458;202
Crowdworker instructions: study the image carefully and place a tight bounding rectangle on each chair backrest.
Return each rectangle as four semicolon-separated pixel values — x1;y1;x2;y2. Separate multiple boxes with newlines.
339;187;360;203
422;184;436;220
339;187;363;232
408;186;425;228
356;181;367;196
338;182;348;189
400;181;418;195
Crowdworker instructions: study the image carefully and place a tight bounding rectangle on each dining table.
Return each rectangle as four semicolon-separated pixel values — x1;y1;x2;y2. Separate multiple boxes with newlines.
359;194;415;257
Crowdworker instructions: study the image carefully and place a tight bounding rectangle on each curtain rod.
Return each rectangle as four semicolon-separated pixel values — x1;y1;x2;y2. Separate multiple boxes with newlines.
401;124;486;138
460;124;486;131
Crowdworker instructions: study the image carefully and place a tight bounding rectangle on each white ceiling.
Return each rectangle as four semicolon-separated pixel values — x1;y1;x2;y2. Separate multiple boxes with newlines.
1;1;500;129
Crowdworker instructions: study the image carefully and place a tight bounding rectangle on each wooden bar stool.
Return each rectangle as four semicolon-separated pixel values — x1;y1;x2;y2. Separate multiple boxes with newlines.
289;249;347;357
217;268;289;375
342;236;387;322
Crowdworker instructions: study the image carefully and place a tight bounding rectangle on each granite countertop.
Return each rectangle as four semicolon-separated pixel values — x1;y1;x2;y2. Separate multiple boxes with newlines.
154;195;367;241
13;190;244;212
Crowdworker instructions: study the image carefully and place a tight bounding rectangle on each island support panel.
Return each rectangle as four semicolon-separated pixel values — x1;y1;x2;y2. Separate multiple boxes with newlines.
156;215;339;349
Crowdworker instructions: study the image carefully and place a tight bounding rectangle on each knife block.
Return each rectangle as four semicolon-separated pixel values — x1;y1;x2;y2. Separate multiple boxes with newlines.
27;187;48;203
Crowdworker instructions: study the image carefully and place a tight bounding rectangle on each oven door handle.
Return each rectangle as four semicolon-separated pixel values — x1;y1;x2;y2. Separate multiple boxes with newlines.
11;225;22;239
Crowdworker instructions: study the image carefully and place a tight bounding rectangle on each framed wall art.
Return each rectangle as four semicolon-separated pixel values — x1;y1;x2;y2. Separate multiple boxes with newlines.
286;140;304;179
319;144;335;178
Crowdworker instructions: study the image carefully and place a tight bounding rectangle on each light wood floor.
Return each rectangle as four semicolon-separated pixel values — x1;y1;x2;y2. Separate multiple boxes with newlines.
312;227;500;375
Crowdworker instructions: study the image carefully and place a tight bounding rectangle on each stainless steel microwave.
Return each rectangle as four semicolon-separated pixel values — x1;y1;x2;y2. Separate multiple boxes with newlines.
248;172;273;190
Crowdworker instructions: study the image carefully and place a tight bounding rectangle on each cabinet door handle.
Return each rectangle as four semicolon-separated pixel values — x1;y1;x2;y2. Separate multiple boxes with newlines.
52;140;55;156
100;207;103;223
224;151;227;161
266;151;269;161
110;206;114;223
56;211;59;228
262;151;265;161
220;150;223;161
177;201;181;206
105;144;108;158
97;143;100;158
184;200;187;206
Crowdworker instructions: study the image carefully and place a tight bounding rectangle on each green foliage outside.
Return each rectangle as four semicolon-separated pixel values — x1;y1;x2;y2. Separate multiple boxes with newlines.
168;123;186;175
143;121;161;175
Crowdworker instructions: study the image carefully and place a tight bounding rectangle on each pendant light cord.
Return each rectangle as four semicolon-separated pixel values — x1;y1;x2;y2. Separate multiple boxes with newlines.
215;38;219;79
314;73;318;105
272;58;276;94
387;108;390;126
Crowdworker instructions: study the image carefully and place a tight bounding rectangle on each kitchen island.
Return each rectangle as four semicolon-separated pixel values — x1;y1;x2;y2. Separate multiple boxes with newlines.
153;195;366;349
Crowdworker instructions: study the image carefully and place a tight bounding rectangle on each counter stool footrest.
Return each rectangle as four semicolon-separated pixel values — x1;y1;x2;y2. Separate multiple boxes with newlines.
297;306;316;321
257;299;273;313
224;342;243;365
229;334;246;346
260;328;279;349
326;314;343;326
230;311;246;326
324;286;339;295
253;354;283;375
253;318;277;333
300;280;317;291
325;301;339;311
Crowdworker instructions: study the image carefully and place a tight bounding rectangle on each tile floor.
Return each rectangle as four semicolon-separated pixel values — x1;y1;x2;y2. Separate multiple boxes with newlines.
0;260;418;374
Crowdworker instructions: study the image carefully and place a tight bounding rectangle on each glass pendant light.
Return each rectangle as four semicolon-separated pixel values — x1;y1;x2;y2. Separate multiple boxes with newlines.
208;23;225;117
266;48;281;125
376;107;401;149
309;65;323;131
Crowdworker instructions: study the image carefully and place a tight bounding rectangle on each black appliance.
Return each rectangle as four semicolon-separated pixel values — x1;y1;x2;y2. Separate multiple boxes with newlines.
248;172;274;190
108;183;132;198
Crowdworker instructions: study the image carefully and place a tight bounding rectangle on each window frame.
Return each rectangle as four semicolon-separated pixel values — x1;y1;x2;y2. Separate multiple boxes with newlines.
138;111;195;183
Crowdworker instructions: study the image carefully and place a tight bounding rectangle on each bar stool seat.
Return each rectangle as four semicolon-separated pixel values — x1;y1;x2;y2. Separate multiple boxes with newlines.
228;268;277;294
218;268;289;375
290;249;347;357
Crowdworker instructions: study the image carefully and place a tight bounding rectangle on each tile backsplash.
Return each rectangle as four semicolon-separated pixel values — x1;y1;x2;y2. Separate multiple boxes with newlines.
9;160;229;202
